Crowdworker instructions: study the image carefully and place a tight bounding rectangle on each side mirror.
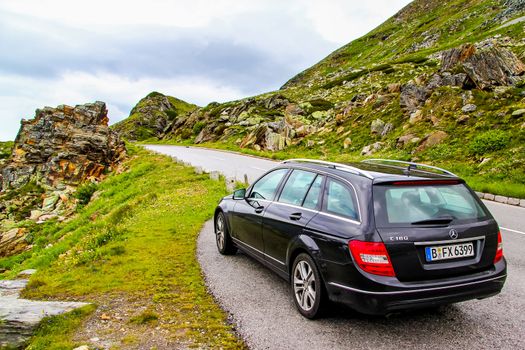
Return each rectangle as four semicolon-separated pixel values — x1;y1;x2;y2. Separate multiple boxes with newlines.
233;188;246;200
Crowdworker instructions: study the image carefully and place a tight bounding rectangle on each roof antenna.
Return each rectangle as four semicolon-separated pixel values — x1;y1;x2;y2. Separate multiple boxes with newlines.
403;164;417;176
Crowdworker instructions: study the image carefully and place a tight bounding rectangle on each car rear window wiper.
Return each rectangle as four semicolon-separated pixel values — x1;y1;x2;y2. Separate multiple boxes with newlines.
411;215;455;225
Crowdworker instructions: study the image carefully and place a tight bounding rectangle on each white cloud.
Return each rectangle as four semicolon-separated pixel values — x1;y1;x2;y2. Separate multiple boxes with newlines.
0;71;245;140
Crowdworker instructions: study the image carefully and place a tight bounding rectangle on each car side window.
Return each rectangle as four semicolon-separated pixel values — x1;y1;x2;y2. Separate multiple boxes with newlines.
302;175;324;210
323;178;359;221
278;170;317;206
248;169;288;200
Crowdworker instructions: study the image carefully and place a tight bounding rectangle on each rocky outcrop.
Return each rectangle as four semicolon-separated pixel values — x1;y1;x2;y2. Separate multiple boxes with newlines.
440;43;525;89
113;92;197;141
1;102;125;190
0;102;126;257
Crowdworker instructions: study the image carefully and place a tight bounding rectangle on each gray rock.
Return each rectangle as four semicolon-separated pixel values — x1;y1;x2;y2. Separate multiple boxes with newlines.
520;199;525;208
475;192;484;199
17;269;37;277
400;83;431;113
440;44;525;89
381;123;394;137
511;109;525;117
0;279;89;349
461;104;477;113
370;119;385;134
361;142;384;156
209;171;220;181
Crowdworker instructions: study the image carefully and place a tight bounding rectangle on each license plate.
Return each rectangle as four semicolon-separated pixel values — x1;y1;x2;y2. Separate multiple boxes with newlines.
425;242;474;262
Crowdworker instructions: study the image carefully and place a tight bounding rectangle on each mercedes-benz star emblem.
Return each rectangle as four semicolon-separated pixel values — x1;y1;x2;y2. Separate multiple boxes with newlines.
449;229;459;240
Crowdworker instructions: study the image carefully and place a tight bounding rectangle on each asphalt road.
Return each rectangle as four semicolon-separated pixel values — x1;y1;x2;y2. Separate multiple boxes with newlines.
146;144;525;350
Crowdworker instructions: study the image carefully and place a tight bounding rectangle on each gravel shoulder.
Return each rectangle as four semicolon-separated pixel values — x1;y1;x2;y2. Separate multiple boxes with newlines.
197;219;525;350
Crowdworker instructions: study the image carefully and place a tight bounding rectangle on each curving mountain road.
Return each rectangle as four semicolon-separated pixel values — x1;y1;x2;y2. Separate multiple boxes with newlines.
145;144;525;350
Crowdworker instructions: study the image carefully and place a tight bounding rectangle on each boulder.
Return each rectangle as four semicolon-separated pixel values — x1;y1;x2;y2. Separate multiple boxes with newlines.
461;104;477;113
400;83;431;113
511;109;525;117
440;44;525;89
416;131;448;152
343;138;352;149
0;228;29;257
370;119;386;134
361;142;384;156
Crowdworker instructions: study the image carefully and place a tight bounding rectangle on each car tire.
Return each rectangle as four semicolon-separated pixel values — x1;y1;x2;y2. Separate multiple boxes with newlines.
215;212;236;255
291;253;325;319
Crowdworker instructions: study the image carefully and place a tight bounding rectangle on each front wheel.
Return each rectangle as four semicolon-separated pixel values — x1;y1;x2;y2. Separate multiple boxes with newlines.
291;253;325;319
215;212;236;255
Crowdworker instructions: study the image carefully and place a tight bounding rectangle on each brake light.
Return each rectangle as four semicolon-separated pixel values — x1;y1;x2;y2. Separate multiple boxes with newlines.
494;231;503;263
348;240;396;277
391;180;460;186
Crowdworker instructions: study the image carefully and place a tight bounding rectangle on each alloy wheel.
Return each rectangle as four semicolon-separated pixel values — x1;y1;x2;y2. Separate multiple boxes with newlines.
293;260;317;311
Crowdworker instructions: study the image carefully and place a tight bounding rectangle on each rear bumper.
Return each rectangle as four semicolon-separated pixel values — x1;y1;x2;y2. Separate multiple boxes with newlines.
325;262;507;315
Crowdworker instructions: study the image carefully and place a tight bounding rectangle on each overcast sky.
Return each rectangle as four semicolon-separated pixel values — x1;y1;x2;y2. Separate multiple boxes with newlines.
0;0;411;141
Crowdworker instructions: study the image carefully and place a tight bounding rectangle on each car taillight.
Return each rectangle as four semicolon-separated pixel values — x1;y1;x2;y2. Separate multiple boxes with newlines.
494;231;503;263
348;240;396;277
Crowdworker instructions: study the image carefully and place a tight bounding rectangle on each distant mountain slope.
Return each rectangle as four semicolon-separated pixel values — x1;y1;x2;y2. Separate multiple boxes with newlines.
119;0;525;197
112;92;197;141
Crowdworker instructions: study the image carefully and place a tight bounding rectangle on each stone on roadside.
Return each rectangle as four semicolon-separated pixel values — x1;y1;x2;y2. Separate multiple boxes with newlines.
494;195;508;204
415;131;448;152
484;193;495;201
507;197;520;206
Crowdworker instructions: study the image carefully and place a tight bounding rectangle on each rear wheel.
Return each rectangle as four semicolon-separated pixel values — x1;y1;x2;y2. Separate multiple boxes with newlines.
291;253;325;319
215;212;236;255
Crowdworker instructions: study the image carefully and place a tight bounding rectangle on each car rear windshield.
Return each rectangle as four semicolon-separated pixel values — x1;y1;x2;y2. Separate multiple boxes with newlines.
373;183;489;227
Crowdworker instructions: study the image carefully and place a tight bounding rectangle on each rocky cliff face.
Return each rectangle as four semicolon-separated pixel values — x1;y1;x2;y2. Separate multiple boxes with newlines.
1;101;125;190
0;102;126;257
112;92;197;141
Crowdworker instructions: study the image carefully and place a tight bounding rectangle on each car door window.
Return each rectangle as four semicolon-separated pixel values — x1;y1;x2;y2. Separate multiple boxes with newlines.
278;170;317;206
323;178;359;221
302;175;324;210
249;169;288;200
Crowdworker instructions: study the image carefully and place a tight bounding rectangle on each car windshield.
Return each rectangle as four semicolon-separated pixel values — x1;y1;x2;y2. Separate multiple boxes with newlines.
373;183;489;227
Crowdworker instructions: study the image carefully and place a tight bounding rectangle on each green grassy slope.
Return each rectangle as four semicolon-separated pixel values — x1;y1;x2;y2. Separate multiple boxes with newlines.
112;92;198;141
1;145;244;349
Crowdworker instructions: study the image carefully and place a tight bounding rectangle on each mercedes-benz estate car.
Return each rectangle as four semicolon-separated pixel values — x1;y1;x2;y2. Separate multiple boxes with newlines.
213;159;506;318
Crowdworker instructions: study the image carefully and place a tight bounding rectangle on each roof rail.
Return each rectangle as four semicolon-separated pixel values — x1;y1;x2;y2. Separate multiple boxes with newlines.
282;158;374;179
361;159;458;177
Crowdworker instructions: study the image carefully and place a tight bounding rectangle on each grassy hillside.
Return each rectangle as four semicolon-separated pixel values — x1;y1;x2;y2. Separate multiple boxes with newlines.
129;0;525;198
0;145;244;349
112;92;198;141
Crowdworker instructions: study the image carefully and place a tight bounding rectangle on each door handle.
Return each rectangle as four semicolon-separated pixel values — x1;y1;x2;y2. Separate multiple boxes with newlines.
255;206;264;214
289;212;302;221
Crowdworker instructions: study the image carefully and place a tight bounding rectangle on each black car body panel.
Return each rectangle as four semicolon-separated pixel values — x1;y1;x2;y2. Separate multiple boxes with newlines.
214;159;507;315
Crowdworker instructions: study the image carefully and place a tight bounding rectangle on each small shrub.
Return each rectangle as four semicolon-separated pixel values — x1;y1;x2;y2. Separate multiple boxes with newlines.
74;182;98;206
129;311;159;325
469;130;510;155
193;121;206;135
165;110;178;120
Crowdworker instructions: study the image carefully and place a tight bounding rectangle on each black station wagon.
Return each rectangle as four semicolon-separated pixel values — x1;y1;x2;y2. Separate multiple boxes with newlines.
213;159;506;318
